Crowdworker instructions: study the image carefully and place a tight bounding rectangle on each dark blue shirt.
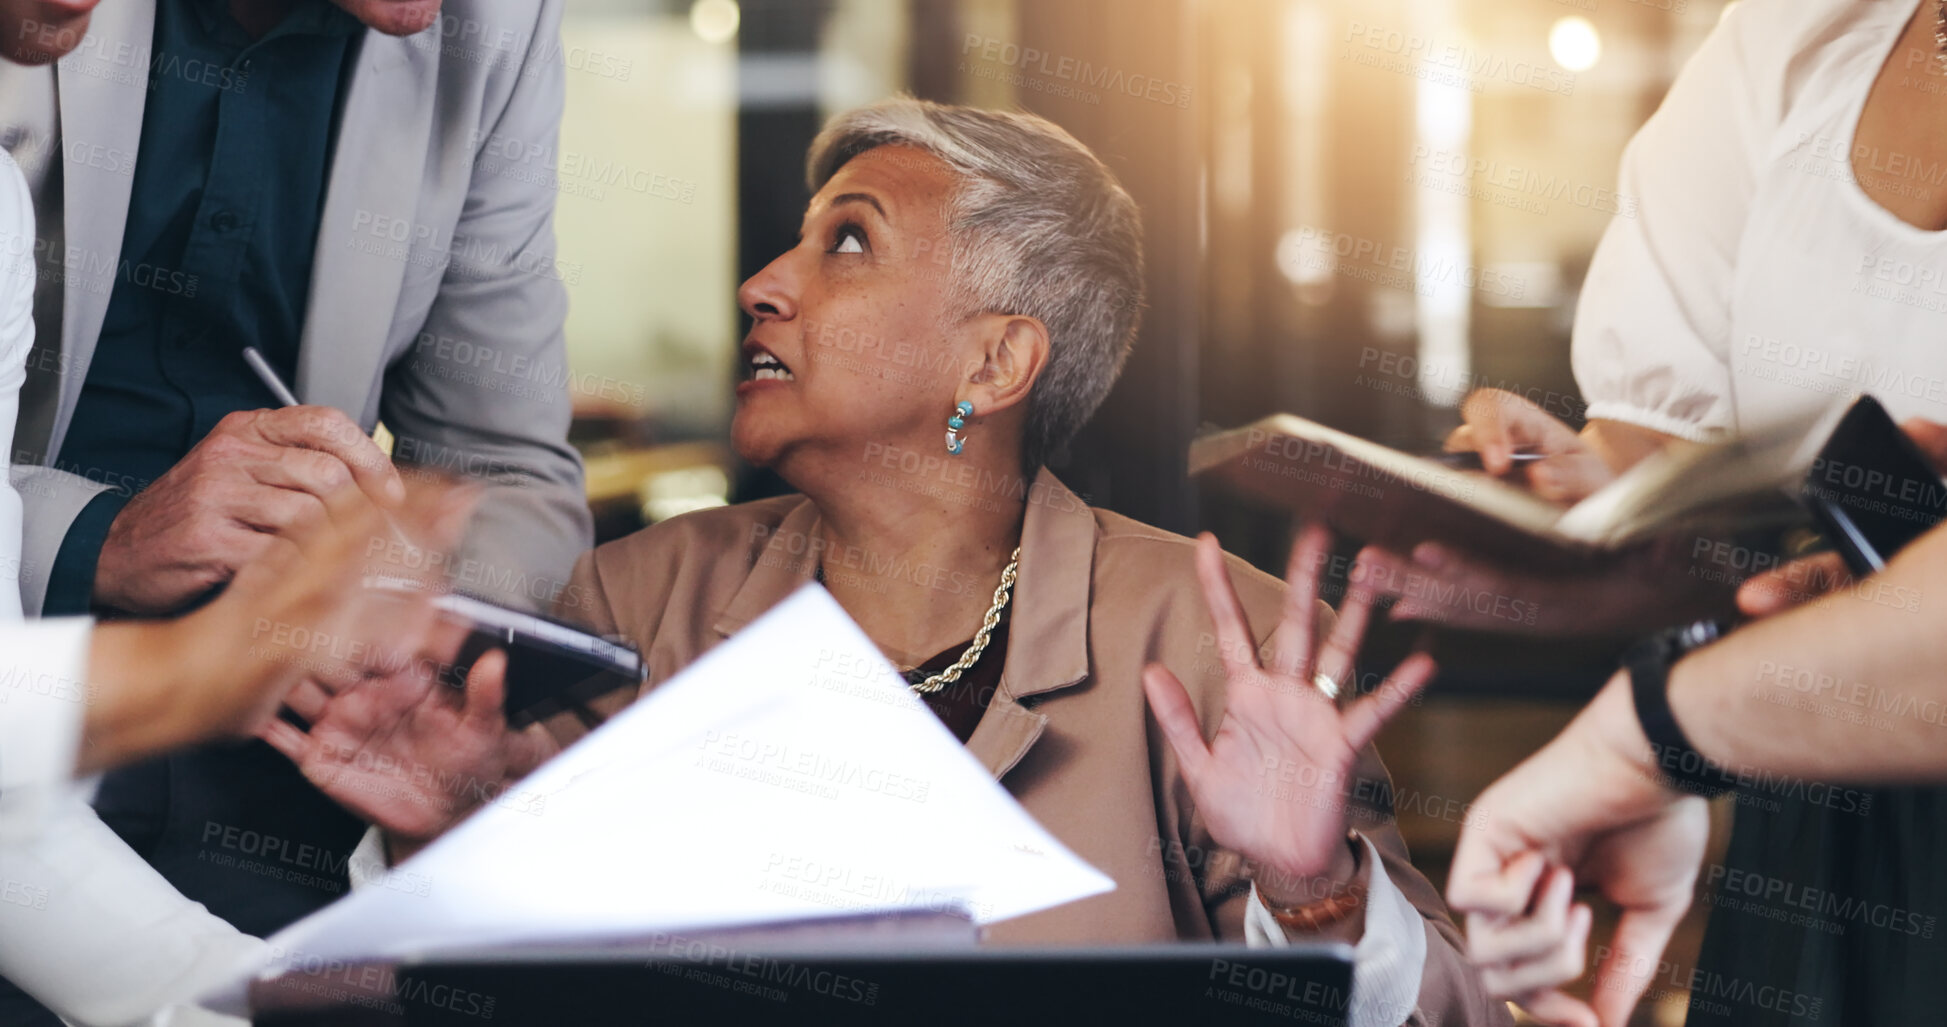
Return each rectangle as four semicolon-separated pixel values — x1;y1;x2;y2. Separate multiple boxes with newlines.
46;0;359;614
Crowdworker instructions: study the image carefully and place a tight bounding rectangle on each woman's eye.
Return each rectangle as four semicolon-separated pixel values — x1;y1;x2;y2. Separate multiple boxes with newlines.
832;225;867;255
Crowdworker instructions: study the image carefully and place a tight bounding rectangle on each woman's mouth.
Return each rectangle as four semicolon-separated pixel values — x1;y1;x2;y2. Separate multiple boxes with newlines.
745;347;796;383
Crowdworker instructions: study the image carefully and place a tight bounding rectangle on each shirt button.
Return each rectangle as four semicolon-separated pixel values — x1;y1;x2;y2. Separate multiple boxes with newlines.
211;210;238;232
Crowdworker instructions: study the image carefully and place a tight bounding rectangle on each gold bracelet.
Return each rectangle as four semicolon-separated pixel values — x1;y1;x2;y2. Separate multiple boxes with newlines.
1266;887;1365;933
1263;833;1366;933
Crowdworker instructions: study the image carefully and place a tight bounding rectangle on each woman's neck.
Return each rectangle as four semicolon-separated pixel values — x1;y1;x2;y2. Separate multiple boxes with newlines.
799;455;1030;670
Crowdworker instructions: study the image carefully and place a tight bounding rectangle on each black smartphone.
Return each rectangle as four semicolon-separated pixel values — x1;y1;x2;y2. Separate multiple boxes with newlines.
437;592;648;728
1799;395;1947;576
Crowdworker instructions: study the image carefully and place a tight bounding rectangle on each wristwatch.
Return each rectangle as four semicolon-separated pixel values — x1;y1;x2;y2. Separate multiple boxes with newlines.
1625;621;1735;799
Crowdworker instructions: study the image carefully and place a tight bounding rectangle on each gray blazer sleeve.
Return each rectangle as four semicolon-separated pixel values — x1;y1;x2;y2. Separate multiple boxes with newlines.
377;0;592;611
8;466;112;615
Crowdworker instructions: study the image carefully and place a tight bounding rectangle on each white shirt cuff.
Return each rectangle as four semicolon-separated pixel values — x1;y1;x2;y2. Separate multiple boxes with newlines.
149;1001;253;1027
1245;834;1427;1027
1580;401;1725;443
347;825;389;891
0;618;95;805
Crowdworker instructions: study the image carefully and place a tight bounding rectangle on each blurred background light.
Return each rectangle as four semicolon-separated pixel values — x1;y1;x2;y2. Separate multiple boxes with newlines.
1549;16;1602;72
1412;1;1473;408
690;0;741;44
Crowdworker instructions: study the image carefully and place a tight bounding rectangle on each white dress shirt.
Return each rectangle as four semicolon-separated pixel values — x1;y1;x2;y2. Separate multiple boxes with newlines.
1574;0;1947;440
0;619;91;811
0;145;28;617
0;146;257;1027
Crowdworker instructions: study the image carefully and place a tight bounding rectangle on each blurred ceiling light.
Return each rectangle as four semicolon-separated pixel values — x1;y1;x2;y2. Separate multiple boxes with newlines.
690;0;740;45
1548;17;1601;72
1275;229;1334;287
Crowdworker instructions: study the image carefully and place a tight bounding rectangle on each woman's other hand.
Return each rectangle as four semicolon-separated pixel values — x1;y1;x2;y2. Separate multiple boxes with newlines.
1367;536;1734;638
1737;416;1947;618
260;643;559;862
1141;525;1433;906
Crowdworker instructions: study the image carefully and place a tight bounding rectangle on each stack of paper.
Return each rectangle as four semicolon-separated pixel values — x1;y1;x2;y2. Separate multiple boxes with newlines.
209;585;1113;1003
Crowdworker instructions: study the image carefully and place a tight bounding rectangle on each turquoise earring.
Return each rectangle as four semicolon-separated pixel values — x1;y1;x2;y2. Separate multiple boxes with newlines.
946;401;973;455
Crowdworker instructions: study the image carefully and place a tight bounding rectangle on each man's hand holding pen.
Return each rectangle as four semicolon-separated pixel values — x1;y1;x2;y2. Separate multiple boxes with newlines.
94;404;405;616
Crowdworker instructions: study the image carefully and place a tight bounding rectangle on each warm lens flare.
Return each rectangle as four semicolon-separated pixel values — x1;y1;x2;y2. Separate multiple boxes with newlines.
1548;16;1602;72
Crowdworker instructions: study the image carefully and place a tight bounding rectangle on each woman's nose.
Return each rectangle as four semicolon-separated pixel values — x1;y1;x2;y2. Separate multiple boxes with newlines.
738;252;799;323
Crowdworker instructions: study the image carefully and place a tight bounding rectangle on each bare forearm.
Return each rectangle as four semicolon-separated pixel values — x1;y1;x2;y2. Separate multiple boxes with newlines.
1672;525;1947;782
73;621;206;774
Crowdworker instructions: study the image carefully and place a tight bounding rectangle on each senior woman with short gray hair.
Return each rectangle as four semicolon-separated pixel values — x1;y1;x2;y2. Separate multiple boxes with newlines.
555;98;1506;1026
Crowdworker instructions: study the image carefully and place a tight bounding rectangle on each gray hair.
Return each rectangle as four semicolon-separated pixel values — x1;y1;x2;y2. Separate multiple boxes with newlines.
807;98;1145;469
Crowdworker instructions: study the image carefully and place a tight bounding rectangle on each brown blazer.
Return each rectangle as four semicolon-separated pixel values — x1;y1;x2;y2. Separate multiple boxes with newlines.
549;470;1508;1026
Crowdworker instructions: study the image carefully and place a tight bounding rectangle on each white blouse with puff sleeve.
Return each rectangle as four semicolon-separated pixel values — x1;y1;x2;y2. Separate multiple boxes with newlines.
1574;0;1947;440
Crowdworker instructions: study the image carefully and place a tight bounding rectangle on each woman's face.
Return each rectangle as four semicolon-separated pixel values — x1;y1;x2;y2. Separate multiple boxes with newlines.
732;145;980;479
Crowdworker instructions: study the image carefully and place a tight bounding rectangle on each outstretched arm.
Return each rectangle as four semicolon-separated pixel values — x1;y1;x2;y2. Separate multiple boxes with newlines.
1449;516;1947;1026
1673;518;1947;783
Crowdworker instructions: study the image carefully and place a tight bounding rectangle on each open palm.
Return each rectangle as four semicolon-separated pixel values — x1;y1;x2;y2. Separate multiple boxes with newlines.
1142;526;1433;890
261;649;552;850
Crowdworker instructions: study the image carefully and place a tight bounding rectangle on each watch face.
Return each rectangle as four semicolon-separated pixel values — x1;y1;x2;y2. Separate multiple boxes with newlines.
1676;619;1724;652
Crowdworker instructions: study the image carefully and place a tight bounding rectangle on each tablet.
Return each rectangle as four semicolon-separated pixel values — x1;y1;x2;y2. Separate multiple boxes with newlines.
253;942;1357;1027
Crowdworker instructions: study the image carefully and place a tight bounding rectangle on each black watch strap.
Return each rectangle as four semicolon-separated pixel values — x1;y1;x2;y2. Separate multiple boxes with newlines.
1626;628;1735;799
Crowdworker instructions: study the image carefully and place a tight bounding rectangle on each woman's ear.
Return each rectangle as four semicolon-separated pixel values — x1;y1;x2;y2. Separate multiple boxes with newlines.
962;314;1049;418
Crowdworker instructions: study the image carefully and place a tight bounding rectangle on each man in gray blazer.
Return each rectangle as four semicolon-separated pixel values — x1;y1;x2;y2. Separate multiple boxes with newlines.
0;0;589;617
0;0;593;1019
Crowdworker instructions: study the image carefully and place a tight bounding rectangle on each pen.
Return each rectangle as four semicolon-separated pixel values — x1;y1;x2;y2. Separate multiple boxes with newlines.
243;346;420;552
242;347;301;407
1428;449;1549;472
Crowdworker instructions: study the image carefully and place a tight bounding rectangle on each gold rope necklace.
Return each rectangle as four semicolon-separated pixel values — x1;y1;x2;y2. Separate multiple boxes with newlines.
1936;0;1947;73
819;547;1021;694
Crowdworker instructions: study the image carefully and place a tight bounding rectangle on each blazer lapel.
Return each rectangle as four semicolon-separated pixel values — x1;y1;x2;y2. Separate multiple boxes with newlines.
295;30;436;418
712;497;823;637
46;0;156;453
963;697;1048;780
963;469;1097;779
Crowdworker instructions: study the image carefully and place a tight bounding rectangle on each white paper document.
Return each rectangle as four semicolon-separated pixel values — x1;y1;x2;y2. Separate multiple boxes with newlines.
210;585;1112;999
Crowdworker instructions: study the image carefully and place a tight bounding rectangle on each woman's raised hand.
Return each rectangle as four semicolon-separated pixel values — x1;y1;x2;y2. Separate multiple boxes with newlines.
1140;525;1433;902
